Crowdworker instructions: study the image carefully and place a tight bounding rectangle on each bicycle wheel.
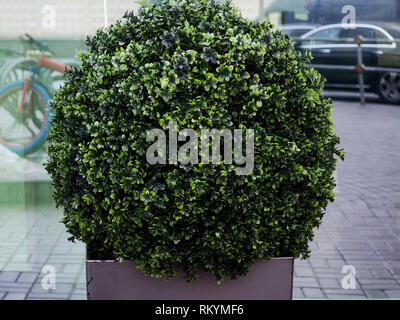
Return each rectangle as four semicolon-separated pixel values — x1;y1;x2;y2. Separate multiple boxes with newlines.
0;80;51;156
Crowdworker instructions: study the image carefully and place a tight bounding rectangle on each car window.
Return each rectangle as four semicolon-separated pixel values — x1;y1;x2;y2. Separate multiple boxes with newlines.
305;27;341;44
290;29;314;37
339;27;377;44
374;29;394;45
385;26;400;40
375;30;390;40
283;28;314;37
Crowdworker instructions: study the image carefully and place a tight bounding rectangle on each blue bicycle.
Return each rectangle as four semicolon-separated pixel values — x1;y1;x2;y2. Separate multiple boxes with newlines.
0;34;77;156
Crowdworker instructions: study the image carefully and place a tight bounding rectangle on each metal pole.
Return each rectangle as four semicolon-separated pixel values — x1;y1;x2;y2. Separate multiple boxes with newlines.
103;0;108;28
259;0;264;21
354;35;365;105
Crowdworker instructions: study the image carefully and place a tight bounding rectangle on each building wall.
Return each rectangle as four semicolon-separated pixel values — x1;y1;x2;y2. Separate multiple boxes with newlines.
0;0;137;39
0;0;274;39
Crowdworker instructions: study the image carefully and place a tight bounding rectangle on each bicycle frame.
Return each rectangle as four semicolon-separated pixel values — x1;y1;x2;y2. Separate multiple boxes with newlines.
18;54;70;114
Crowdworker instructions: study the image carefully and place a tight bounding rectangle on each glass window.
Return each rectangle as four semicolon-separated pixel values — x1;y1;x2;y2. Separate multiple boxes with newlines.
304;27;341;44
374;29;396;45
339;27;377;44
265;0;399;25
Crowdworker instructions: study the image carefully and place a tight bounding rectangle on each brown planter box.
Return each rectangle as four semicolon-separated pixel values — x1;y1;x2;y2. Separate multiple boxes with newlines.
86;256;294;300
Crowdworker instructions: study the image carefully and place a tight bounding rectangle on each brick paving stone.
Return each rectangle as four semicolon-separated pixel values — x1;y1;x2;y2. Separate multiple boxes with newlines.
12;253;31;263
307;253;341;260
70;293;86;300
0;287;33;293
384;290;400;298
30;283;74;294
26;262;46;273
370;269;394;279
323;288;365;296
293;277;320;288
69;247;85;255
54;275;80;283
28;254;50;264
318;278;340;289
379;252;400;260
292;288;304;299
345;260;387;268
16;272;38;283
77;273;86;284
365;290;387;299
0;271;20;282
295;267;315;277
325;294;367;300
0;281;34;290
294;259;311;268
27;292;71;300
73;291;87;299
326;259;348;268
38;263;65;272
386;260;400;269
3;292;27;300
4;262;34;271
303;288;325;299
360;280;400;290
52;246;72;255
309;259;329;269
47;255;84;264
62;264;82;274
73;283;86;291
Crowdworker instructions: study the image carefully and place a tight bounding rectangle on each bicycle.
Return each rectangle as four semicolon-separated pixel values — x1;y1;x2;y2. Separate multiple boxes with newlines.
0;34;77;156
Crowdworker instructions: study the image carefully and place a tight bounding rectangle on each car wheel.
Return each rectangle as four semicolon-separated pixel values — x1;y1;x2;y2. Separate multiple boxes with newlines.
377;72;400;104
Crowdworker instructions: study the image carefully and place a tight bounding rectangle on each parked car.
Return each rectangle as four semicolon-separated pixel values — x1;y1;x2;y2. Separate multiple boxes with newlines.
296;23;400;104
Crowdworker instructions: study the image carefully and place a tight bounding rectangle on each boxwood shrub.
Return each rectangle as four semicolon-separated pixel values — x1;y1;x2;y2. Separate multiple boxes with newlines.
45;0;343;282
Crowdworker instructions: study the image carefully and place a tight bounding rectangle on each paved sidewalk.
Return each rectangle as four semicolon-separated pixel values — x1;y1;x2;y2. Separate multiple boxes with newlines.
0;205;86;300
294;100;400;299
0;99;399;300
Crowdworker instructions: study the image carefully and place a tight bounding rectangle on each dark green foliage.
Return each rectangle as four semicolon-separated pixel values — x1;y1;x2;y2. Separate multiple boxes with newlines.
45;0;343;282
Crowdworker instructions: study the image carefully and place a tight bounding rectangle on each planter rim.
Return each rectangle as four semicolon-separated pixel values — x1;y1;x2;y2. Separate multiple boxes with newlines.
86;254;294;263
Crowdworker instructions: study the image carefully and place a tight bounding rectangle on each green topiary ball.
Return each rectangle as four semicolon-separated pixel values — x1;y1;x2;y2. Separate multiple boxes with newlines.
45;0;343;282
